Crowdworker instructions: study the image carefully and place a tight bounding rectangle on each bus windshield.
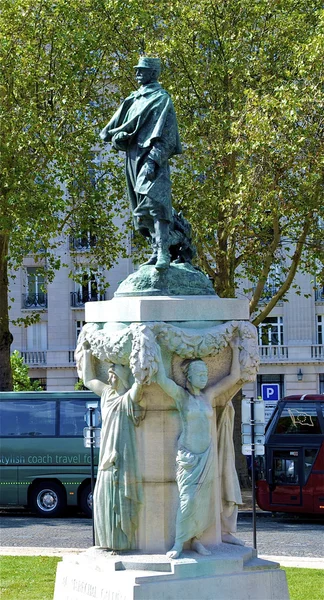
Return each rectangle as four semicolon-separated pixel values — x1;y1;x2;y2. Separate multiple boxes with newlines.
273;402;322;435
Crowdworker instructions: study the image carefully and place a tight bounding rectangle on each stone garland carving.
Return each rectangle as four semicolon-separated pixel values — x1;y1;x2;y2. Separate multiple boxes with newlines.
76;320;259;385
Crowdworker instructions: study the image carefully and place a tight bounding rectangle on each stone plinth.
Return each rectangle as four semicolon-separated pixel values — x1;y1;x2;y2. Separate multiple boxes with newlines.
81;295;254;554
60;294;274;600
53;546;289;600
85;295;249;323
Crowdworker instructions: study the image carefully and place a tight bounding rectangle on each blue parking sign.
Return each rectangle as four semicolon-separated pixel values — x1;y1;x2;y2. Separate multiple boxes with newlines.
261;383;280;401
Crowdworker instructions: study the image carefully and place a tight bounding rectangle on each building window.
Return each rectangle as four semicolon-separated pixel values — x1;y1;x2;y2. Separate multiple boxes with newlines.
71;270;105;307
70;231;97;251
315;283;324;301
76;320;86;344
23;267;47;308
258;317;284;346
317;316;323;345
257;374;284;399
27;323;47;352
320;374;324;395
262;267;283;301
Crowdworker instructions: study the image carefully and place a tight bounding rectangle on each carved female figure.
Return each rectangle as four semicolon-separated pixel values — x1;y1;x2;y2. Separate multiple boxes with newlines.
155;338;243;558
82;344;145;551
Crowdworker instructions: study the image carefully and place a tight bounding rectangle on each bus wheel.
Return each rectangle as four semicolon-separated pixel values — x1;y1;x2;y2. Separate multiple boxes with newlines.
80;484;92;518
30;482;66;517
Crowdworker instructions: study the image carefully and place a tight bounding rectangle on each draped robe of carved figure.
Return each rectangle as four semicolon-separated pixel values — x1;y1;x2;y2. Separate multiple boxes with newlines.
155;338;244;559
82;346;145;550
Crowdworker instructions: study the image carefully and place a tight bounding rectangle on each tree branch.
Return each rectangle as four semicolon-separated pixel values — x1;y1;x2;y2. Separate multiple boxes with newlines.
252;215;313;326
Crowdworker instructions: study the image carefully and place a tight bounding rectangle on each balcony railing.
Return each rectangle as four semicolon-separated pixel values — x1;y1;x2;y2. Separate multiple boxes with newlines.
311;345;324;359
21;351;47;365
251;284;284;304
315;286;324;301
69;234;97;251
69;350;76;363
70;291;106;307
259;344;324;362
22;293;47;309
259;345;289;360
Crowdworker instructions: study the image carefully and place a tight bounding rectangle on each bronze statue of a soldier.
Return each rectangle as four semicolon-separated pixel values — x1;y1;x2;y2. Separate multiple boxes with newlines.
100;57;182;270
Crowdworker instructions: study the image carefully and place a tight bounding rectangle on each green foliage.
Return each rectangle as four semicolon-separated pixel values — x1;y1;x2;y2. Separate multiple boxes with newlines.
0;0;130;279
74;378;87;390
0;556;61;600
94;0;324;322
0;0;132;389
10;351;43;391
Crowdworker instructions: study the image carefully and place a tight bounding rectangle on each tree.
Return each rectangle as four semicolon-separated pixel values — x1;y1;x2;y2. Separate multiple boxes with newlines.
10;350;42;391
95;0;324;311
0;0;132;390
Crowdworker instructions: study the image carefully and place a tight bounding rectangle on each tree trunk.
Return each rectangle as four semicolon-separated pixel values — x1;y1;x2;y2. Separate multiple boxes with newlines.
232;389;250;489
0;233;13;390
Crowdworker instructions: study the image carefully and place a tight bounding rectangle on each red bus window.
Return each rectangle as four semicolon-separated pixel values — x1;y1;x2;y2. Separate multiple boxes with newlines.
274;403;321;434
304;449;318;481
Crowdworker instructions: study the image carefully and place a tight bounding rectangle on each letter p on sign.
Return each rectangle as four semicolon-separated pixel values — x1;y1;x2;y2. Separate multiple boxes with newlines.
261;384;280;401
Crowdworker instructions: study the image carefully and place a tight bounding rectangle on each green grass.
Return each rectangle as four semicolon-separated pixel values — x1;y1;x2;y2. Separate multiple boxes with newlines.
0;557;323;599
0;556;61;600
283;567;324;600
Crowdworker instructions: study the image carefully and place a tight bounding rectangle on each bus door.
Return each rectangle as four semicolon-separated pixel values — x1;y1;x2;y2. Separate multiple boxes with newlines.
269;448;302;506
304;445;324;513
0;442;19;505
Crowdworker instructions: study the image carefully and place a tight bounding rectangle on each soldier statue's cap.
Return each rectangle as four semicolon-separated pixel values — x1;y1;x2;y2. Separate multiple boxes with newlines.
134;56;161;71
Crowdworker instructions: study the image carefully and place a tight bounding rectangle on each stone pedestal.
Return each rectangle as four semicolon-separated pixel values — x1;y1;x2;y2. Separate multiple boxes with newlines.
53;546;289;600
84;295;249;323
53;295;289;599
83;295;251;553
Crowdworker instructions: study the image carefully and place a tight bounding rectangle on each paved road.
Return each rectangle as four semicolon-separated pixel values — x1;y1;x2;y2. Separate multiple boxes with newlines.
237;513;324;558
0;510;92;550
0;510;323;558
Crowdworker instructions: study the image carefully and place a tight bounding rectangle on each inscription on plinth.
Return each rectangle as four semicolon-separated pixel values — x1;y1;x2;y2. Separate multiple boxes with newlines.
54;568;128;600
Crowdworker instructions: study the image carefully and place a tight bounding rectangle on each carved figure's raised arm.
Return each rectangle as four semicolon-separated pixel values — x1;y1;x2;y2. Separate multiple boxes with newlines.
82;343;107;398
206;338;241;407
154;348;184;404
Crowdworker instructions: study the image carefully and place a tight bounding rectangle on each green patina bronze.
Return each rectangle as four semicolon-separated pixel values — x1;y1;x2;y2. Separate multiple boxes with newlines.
114;263;215;297
100;56;216;295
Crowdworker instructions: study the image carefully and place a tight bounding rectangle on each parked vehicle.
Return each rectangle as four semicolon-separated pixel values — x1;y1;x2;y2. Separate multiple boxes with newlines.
256;394;324;515
0;391;99;517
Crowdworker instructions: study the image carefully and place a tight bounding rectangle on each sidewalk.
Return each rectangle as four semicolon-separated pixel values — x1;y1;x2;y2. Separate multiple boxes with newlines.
0;546;322;569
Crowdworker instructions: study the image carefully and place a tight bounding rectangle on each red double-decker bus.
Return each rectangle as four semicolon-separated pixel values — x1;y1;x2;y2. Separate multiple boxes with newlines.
256;394;324;515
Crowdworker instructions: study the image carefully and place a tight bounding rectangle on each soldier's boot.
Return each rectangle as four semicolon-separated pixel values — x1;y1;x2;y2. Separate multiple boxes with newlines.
154;219;170;270
155;246;170;270
141;243;158;266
